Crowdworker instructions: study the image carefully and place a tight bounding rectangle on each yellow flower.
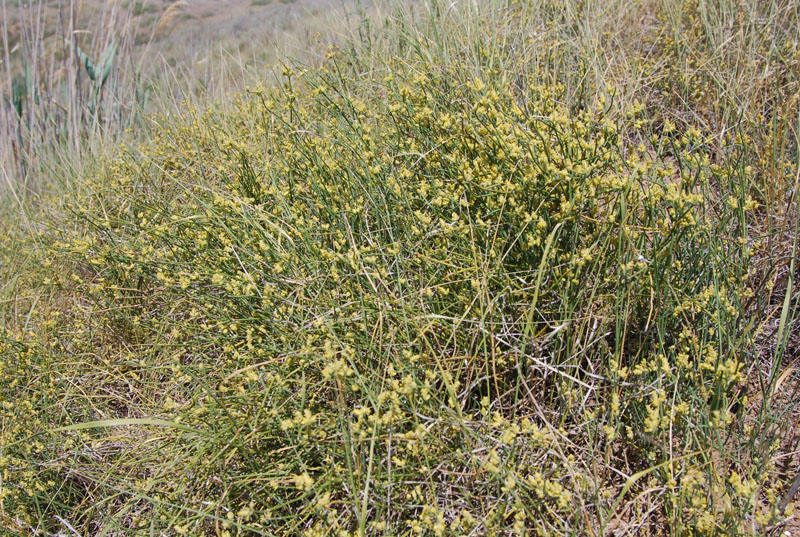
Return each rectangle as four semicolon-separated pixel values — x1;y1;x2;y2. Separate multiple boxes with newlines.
293;472;314;491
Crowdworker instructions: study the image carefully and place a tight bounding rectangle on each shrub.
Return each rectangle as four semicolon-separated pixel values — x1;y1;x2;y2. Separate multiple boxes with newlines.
1;0;798;535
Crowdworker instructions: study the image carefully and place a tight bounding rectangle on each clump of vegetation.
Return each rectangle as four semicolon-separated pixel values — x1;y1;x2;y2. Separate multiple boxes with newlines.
1;0;798;536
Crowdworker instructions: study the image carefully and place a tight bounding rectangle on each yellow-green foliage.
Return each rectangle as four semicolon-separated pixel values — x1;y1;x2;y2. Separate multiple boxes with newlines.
1;1;798;536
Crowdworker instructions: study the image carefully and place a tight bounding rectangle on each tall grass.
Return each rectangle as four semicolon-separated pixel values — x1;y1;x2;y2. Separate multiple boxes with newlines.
0;0;143;197
0;0;348;202
1;0;799;536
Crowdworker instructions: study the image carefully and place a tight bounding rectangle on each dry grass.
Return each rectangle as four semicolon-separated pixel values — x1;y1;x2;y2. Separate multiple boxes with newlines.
0;0;350;200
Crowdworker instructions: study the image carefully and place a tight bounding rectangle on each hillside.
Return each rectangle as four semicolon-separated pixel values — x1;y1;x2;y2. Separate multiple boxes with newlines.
1;1;799;536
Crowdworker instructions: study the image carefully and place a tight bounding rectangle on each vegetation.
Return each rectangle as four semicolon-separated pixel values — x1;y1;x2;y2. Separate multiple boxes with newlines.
1;0;799;535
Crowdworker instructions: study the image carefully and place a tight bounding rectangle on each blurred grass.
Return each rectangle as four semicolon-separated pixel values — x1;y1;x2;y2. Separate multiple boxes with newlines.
1;0;800;536
0;0;348;202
